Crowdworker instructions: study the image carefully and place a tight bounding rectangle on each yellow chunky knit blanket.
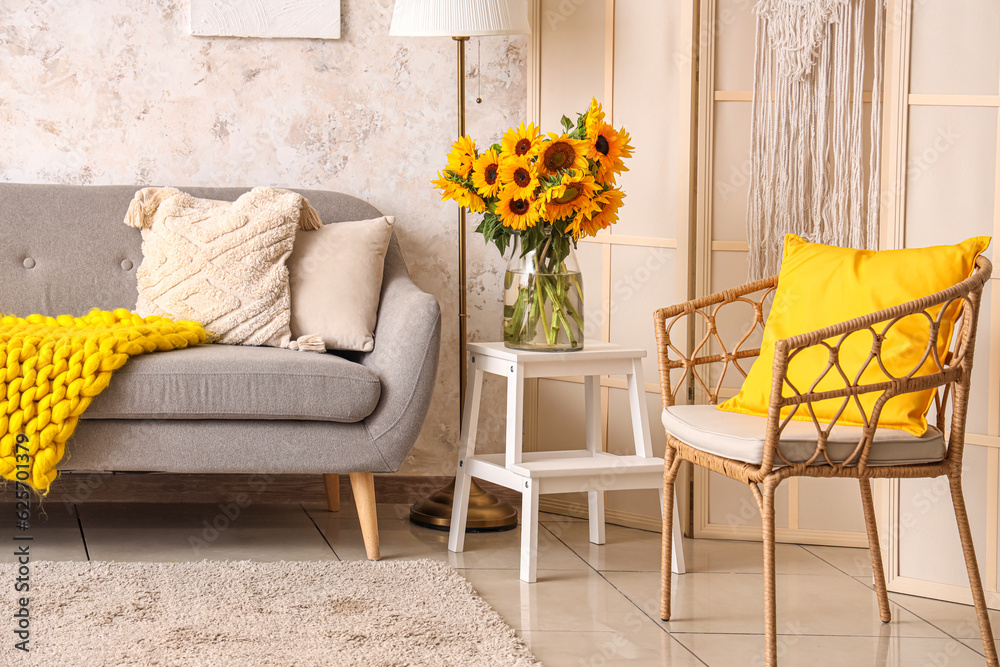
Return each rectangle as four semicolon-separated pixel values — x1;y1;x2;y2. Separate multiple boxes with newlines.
0;309;206;492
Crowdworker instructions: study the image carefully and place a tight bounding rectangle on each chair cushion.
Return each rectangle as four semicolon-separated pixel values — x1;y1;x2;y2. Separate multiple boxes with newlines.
84;344;380;423
662;405;946;466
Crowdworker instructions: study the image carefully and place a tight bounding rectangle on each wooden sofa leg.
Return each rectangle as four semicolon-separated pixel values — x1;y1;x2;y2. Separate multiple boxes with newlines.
323;474;341;512
349;472;381;560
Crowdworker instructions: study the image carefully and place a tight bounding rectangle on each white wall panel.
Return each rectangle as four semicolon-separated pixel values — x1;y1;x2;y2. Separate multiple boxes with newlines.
909;0;1000;96
538;0;606;128
899;446;990;588
884;0;1000;609
609;245;678;380
612;1;680;239
714;0;757;92
691;0;879;549
529;0;693;532
707;473;790;531
536;379;588;453
534;378;592;514
711;102;753;242
575;239;606;340
798;478;866;534
904;106;998;254
607;387;668;522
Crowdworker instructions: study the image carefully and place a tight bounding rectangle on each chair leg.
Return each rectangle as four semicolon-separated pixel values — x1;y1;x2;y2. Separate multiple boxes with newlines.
349;472;380;561
859;478;891;623
949;473;998;666
762;478;778;667
323;474;340;512
661;449;680;621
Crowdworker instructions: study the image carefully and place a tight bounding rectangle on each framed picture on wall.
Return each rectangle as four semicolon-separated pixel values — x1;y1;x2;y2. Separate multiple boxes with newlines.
190;0;341;40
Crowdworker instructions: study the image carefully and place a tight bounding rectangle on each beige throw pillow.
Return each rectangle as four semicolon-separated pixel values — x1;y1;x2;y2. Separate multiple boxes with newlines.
125;186;325;352
288;216;395;352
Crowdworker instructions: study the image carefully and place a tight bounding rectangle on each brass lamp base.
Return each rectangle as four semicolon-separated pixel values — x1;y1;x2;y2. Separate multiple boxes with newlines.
409;478;518;532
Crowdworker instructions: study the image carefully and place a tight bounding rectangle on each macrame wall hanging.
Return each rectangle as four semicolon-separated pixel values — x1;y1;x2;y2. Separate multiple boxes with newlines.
746;0;887;279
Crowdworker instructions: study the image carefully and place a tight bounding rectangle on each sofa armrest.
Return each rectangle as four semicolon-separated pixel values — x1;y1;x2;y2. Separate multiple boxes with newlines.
360;238;442;471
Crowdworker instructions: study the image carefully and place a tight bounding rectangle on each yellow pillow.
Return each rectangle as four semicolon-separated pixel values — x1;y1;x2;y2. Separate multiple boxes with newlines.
718;234;990;436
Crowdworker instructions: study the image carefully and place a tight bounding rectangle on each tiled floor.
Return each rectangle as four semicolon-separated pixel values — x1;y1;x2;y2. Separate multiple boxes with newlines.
7;500;999;666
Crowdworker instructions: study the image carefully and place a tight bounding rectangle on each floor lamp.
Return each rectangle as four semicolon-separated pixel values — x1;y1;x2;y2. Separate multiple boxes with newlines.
390;0;529;531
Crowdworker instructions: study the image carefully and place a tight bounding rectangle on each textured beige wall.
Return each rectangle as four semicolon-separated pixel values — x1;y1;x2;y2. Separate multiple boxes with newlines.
0;0;526;474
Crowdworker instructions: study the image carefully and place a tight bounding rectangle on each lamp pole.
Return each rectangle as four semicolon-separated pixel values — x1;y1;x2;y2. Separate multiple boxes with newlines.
456;36;469;422
408;35;518;532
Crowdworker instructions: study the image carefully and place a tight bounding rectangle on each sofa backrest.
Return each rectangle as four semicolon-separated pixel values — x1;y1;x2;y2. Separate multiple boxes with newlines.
0;183;391;317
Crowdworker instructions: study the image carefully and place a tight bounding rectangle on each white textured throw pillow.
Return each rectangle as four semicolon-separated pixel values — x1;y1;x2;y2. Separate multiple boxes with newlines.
125;186;325;352
287;216;395;352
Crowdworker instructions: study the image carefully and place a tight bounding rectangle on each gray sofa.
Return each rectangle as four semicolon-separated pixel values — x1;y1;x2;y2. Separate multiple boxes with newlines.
0;183;442;560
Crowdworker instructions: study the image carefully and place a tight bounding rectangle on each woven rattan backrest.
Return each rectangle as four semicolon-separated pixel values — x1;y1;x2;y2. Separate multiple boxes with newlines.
655;256;992;474
654;276;778;408
765;256;991;472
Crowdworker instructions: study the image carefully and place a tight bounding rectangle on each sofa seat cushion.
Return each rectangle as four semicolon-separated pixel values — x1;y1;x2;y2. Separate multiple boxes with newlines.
662;405;946;466
84;344;380;423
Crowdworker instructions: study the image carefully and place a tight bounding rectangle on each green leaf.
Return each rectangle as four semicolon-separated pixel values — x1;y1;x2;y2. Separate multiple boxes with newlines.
560;115;573;133
551;233;570;268
521;226;544;256
480;215;511;257
496;231;511;257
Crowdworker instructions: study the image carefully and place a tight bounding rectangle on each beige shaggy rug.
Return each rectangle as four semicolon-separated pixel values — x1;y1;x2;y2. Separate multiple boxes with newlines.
0;559;540;667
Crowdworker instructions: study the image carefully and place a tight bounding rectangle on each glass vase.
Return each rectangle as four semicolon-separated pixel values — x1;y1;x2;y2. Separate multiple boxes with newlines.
503;236;584;351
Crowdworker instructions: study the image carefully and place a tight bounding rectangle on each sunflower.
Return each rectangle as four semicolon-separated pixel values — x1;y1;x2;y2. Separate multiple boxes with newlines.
430;171;454;197
445;135;476;179
571;187;624;239
451;182;487;213
497;155;539;199
496;187;541;231
584;97;606;138
501;122;541;158
471;148;503;198
587;123;633;185
534;133;588;177
542;170;599;222
431;172;486;213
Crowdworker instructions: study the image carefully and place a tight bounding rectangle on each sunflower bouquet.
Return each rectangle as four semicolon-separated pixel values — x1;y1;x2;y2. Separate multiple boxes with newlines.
432;99;633;350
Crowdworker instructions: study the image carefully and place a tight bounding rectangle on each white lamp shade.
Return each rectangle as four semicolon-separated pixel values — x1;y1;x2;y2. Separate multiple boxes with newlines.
389;0;531;37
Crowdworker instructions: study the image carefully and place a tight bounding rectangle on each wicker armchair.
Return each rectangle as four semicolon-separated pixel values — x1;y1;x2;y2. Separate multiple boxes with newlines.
654;256;996;667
